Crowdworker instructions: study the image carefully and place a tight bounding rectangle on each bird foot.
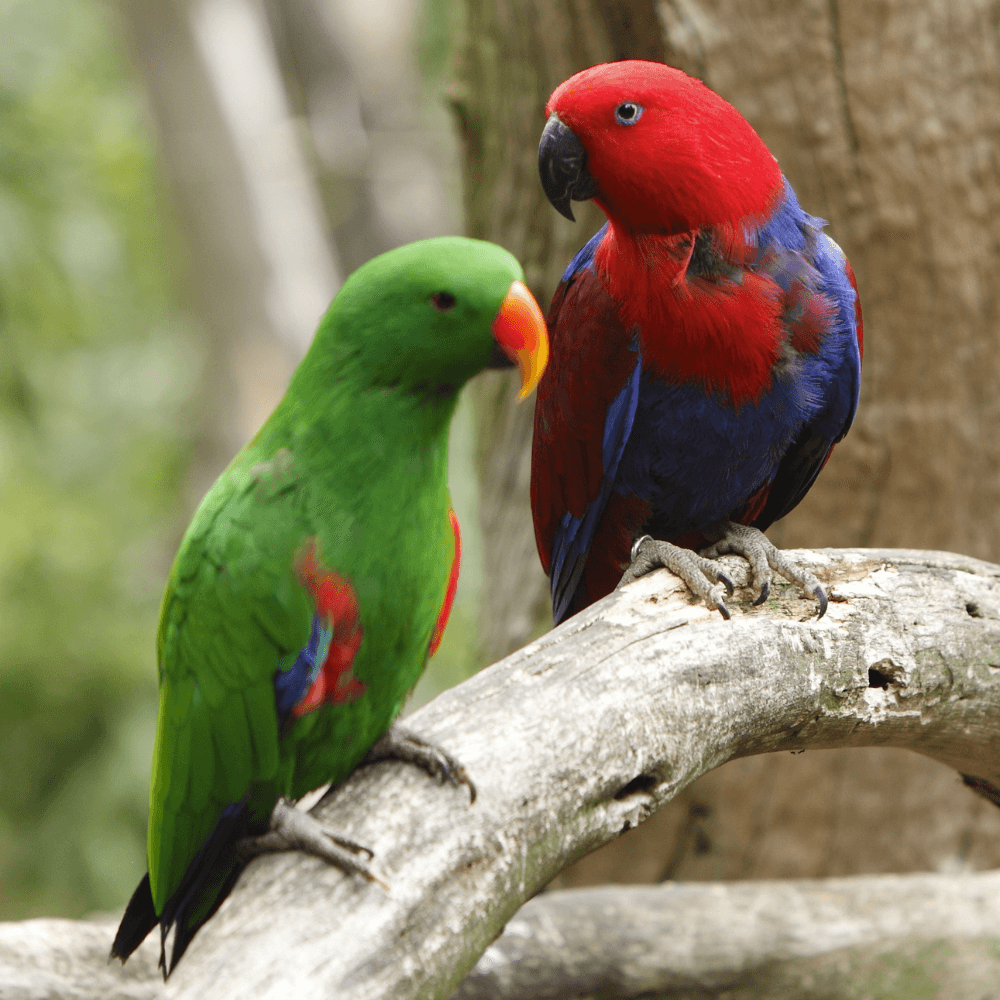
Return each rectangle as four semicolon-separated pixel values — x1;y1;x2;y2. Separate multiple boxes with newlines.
236;798;387;888
618;535;735;619
362;723;476;803
700;521;827;618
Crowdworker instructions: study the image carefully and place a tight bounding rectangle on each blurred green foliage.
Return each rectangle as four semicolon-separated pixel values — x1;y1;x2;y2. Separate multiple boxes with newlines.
0;0;200;917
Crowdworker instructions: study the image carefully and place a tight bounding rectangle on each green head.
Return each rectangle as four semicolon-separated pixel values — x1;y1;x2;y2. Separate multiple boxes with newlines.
302;237;547;400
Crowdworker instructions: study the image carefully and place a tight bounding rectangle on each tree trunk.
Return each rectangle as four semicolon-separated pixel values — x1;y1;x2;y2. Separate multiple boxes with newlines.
453;0;1000;882
118;0;340;506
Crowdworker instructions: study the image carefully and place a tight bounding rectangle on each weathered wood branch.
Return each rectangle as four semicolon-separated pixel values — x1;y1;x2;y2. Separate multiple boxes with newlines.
454;872;1000;999
2;548;999;1000
6;870;1000;1000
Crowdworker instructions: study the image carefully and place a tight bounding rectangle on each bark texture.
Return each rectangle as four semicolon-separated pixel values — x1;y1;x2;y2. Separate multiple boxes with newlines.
5;872;1000;1000
455;874;1000;1000
454;0;1000;881
2;549;998;999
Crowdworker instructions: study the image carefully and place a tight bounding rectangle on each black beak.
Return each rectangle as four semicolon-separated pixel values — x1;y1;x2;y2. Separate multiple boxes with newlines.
538;114;597;222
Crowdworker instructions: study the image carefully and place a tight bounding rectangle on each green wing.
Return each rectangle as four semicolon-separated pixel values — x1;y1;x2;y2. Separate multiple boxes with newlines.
147;449;313;914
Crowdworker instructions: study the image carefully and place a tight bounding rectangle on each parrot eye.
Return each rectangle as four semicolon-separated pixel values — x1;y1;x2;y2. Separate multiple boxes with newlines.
431;292;456;312
614;102;643;126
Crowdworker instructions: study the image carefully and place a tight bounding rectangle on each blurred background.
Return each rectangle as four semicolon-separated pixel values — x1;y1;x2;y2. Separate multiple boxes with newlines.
0;0;479;919
2;0;999;923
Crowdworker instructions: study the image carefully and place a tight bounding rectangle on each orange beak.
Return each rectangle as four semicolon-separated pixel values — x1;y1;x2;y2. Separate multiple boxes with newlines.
491;280;549;400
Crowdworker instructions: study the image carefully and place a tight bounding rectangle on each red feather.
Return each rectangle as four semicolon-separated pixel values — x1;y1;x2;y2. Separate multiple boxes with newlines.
844;258;864;361
579;492;650;609
293;537;365;717
547;61;782;235
595;228;785;405
428;509;461;656
531;265;639;573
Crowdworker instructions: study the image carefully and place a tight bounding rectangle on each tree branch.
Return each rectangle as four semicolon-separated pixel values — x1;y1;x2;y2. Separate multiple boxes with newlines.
2;549;998;1000
454;873;1000;999
7;870;1000;1000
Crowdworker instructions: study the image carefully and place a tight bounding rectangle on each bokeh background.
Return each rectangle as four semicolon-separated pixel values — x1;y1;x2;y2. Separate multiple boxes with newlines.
2;0;999;924
0;0;479;919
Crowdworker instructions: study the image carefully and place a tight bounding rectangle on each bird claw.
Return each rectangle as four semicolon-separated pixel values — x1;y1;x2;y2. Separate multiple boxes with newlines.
813;584;829;619
701;522;826;618
619;536;734;619
622;526;826;618
236;798;386;888
362;723;477;804
710;585;732;620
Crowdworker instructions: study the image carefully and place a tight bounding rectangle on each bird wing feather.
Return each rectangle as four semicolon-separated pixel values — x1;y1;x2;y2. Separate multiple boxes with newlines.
531;226;644;622
148;449;314;913
754;233;863;529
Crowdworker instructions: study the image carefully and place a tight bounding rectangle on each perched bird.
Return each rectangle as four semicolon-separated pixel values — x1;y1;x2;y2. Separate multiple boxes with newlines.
532;60;863;623
111;237;548;975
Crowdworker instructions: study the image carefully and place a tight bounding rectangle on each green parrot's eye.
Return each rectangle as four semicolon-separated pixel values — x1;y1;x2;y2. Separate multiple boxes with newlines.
431;292;456;312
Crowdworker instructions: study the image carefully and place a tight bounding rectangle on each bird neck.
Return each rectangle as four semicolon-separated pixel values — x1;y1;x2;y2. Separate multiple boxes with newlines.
251;372;457;505
594;220;785;407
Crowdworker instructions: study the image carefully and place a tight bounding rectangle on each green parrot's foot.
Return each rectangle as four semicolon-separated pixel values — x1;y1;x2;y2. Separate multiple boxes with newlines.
363;723;477;804
236;798;387;888
619;535;735;619
700;521;828;618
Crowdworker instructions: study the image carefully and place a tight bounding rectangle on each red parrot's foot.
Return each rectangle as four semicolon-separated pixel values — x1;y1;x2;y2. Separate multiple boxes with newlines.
700;521;828;618
362;723;476;804
619;535;736;619
236;798;387;888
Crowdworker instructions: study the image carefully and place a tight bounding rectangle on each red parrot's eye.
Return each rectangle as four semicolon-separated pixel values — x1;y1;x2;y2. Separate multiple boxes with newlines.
431;292;456;312
614;102;643;126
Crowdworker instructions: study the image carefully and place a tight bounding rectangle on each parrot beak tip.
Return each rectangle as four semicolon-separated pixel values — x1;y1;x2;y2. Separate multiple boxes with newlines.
538;114;594;221
491;280;549;400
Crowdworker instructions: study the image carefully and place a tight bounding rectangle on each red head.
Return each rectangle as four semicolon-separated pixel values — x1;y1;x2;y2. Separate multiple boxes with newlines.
540;61;782;235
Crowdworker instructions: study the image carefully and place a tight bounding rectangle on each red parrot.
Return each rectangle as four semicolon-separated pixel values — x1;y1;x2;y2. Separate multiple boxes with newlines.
532;61;863;622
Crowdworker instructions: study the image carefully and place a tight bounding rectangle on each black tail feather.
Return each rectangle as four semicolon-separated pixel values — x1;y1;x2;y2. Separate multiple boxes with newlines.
111;798;255;978
158;798;253;976
110;873;158;963
166;862;243;974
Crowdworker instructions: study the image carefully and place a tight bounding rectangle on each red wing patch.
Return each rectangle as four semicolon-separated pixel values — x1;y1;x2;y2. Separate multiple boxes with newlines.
786;278;836;355
428;510;461;657
293;537;365;718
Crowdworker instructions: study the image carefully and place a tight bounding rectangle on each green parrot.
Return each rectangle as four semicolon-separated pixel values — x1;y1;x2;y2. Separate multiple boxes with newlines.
110;237;548;975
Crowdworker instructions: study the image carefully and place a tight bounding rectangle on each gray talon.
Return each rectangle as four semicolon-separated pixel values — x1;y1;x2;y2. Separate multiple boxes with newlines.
700;521;826;616
237;798;385;888
363;723;476;804
815;585;828;619
618;536;735;619
619;522;825;617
